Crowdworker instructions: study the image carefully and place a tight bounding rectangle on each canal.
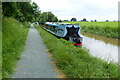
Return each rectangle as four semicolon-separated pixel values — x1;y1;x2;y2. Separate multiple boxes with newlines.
81;33;118;63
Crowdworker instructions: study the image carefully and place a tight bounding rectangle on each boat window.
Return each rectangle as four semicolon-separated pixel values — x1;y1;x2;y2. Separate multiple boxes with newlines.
66;26;79;37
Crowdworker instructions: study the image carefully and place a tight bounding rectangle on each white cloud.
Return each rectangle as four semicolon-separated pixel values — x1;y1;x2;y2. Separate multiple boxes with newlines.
32;0;119;21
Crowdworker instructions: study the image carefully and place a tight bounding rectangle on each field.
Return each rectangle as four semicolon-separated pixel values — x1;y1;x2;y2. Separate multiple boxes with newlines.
36;25;118;78
64;21;119;39
2;17;29;78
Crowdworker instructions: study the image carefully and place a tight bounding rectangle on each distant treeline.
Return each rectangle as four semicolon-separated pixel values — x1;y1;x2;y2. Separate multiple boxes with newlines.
65;18;119;22
2;2;58;23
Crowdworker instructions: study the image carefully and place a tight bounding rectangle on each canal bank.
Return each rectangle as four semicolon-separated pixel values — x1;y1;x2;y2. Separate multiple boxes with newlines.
35;25;118;78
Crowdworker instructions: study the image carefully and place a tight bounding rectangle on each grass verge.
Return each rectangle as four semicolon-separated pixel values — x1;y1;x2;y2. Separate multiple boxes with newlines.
36;25;118;78
2;17;29;78
0;31;2;79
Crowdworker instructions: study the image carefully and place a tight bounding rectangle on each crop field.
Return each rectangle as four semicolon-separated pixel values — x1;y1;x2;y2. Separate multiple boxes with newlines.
2;17;29;78
64;21;119;39
36;25;118;78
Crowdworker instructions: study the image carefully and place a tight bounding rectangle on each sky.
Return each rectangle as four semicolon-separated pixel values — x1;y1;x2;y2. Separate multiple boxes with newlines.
32;0;119;21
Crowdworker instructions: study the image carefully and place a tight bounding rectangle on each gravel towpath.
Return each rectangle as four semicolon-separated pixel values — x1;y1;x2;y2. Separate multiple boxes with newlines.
12;27;58;78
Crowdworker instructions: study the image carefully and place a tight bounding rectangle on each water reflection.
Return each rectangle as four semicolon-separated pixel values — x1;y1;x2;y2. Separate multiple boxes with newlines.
82;32;118;46
82;35;118;63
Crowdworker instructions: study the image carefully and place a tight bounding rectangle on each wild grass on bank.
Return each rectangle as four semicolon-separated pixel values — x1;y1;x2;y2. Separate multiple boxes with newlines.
0;32;2;79
36;25;118;78
2;17;29;78
64;21;119;39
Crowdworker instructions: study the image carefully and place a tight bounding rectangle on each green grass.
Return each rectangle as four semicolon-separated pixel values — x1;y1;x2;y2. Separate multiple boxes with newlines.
2;17;29;78
0;31;2;79
64;21;119;39
36;25;118;78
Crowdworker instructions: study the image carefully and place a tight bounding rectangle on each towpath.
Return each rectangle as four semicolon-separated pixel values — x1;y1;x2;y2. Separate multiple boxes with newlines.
12;26;58;78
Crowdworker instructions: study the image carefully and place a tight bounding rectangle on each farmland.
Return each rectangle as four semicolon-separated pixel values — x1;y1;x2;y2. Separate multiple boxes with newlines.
2;17;29;78
36;25;118;78
64;21;119;39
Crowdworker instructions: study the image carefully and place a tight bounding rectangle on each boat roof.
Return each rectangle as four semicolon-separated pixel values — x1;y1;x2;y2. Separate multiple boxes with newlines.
45;22;79;27
45;22;71;25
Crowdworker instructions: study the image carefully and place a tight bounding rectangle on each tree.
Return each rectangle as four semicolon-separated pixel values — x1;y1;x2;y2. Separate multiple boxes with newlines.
71;18;77;21
106;20;109;22
39;12;58;23
94;20;97;22
91;20;93;22
47;12;54;22
2;2;40;22
32;2;41;22
58;20;62;22
16;2;34;22
2;2;58;23
82;18;87;22
52;16;58;22
2;2;18;17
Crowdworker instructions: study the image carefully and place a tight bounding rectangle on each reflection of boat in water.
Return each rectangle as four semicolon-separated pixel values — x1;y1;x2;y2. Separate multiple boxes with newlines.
43;22;83;46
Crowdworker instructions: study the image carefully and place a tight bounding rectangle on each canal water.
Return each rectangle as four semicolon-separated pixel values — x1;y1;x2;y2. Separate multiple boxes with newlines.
81;33;118;63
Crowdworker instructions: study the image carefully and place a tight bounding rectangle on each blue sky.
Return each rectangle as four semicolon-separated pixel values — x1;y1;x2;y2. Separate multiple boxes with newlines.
32;0;119;21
